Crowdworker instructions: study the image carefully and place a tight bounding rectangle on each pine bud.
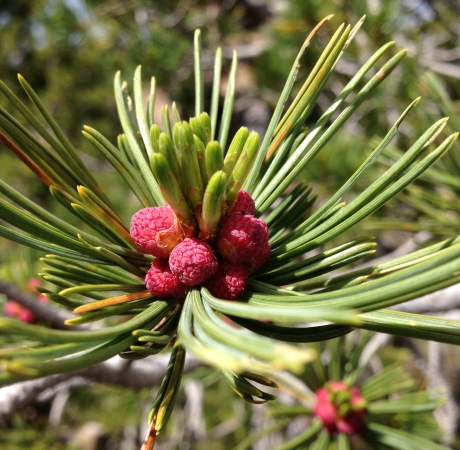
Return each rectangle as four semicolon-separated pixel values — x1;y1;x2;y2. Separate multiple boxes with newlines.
223;126;248;176
150;124;162;153
173;122;204;211
205;141;224;182
199;171;227;241
226;131;259;206
150;153;195;233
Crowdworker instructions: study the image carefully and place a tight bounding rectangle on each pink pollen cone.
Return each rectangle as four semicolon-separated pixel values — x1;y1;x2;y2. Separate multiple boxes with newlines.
4;300;36;323
145;259;187;298
216;214;269;265
313;388;337;432
169;238;219;286
205;259;248;300
229;190;256;215
130;206;183;258
313;383;367;436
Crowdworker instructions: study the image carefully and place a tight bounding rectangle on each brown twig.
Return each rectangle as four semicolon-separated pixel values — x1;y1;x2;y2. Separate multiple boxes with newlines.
0;279;85;330
0;353;201;425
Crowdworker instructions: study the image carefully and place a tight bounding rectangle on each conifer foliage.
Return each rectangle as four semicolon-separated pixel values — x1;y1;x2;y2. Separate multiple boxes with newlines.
0;17;459;447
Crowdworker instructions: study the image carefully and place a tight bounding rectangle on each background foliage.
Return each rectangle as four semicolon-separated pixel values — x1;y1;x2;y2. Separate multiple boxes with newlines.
1;0;460;449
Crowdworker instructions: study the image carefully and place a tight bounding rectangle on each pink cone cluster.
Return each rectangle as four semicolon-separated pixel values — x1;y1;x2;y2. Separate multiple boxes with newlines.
313;381;367;435
130;191;271;300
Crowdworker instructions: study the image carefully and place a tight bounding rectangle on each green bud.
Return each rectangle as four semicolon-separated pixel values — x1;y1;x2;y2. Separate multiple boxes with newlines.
192;112;211;144
173;121;195;150
190;116;208;145
205;141;224;181
199;171;227;241
194;135;208;186
150;124;161;153
199;113;211;143
161;105;172;138
226;131;259;206
158;133;182;186
173;122;204;211
149;153;194;229
223;126;248;176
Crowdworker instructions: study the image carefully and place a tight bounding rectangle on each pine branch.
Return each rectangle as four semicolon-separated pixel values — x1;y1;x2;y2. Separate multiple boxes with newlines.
0;279;85;330
0;353;201;425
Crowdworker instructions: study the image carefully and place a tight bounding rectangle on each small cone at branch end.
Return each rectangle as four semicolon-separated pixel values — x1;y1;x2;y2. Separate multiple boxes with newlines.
145;259;187;298
130;206;184;258
169;238;218;286
205;259;248;300
216;213;269;265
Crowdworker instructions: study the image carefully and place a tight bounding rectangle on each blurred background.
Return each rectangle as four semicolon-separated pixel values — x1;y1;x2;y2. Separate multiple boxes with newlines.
1;0;460;449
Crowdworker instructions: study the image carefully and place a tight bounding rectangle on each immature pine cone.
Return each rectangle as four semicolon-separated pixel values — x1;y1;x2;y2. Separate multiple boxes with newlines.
145;258;187;298
215;213;270;267
169;238;219;286
130;206;182;258
205;259;248;300
229;190;256;215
